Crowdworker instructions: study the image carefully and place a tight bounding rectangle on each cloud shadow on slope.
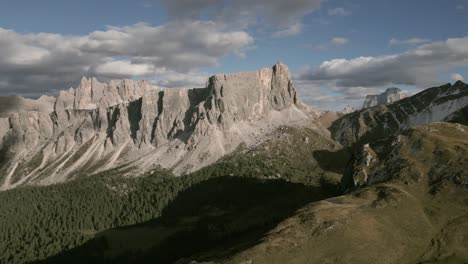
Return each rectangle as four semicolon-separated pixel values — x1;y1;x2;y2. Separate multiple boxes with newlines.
312;148;352;175
41;176;331;264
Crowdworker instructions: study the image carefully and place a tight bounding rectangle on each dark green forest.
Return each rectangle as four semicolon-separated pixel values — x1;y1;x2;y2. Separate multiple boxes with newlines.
0;168;178;263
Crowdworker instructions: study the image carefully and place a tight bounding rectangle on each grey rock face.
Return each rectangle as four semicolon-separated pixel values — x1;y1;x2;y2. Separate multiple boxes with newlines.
0;62;318;189
362;88;406;109
341;106;356;114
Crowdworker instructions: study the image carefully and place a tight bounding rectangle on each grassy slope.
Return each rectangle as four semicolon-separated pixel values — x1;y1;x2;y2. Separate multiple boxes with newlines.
191;125;350;188
210;123;468;264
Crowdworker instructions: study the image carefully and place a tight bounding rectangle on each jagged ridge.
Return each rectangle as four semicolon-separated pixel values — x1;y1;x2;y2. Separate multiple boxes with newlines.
0;63;319;189
331;81;468;146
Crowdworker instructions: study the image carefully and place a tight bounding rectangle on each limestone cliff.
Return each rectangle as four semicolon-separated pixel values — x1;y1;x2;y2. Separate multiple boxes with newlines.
362;87;406;109
0;62;318;189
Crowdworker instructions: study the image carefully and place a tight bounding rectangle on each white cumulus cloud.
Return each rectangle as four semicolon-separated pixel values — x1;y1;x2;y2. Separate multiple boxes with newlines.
0;21;254;96
389;38;431;45
332;37;349;45
450;73;465;81
316;37;350;50
328;7;351;16
297;36;468;110
161;0;324;31
272;23;303;38
300;36;468;87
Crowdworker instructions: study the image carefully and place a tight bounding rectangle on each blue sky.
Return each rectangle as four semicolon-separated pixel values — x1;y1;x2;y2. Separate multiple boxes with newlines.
0;0;467;109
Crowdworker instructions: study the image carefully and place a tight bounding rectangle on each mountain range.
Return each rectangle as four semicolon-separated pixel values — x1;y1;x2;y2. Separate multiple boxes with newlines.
0;63;467;264
0;62;323;190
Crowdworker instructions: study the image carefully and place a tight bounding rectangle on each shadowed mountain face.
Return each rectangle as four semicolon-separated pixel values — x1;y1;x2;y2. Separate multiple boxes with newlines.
41;177;330;264
445;104;468;125
0;62;321;190
331;81;468;147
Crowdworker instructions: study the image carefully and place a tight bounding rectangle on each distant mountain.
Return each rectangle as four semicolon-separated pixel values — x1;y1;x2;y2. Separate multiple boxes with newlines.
331;81;468;146
362;87;406;108
0;63;323;190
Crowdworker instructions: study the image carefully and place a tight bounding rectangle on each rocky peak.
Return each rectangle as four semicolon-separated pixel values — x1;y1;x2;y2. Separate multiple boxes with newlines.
271;62;298;109
332;81;468;147
205;62;302;128
341;106;356;114
0;62;316;189
37;95;56;104
362;87;406;109
453;80;466;88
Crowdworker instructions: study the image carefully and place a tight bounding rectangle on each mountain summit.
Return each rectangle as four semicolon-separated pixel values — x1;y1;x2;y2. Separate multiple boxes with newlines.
0;63;320;189
362;87;406;108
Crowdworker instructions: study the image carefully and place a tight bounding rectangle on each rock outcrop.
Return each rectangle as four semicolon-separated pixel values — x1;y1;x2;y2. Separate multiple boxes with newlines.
0;62;319;189
341;106;356;114
362;87;406;109
341;122;468;189
331;81;468;147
